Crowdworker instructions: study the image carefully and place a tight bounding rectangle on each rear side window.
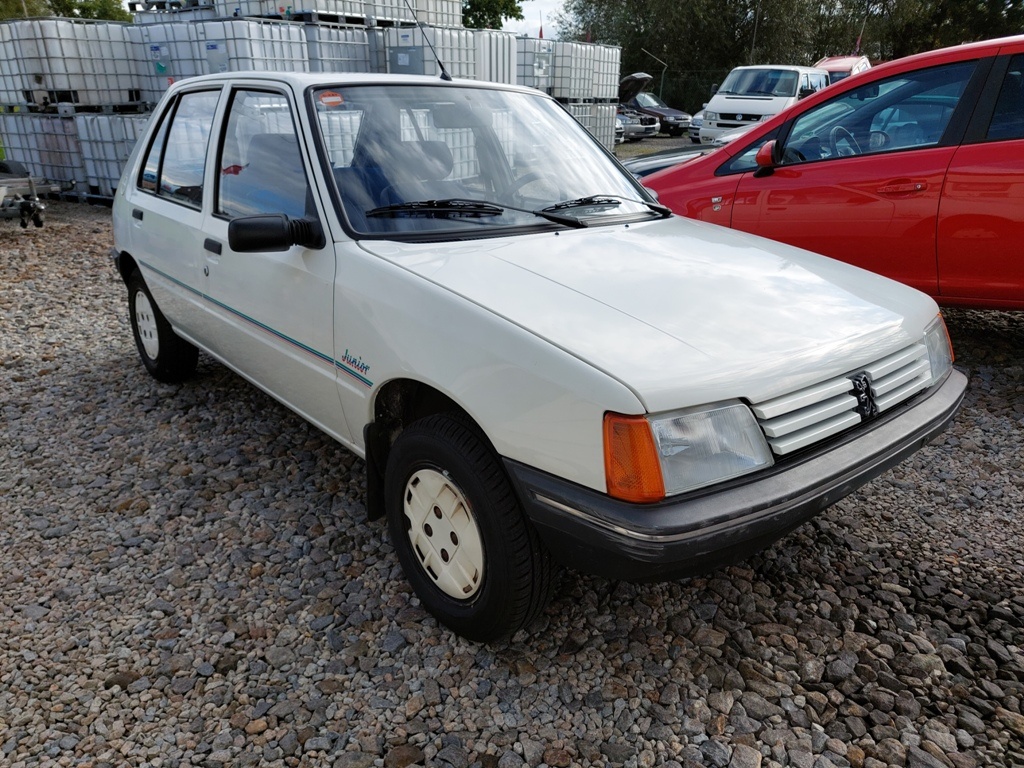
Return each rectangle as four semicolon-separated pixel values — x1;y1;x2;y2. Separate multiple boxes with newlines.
987;54;1024;141
137;90;220;208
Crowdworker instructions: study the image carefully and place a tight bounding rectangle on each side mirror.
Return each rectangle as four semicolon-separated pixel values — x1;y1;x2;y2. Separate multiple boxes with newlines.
798;87;815;99
753;140;777;178
710;84;719;96
228;214;326;252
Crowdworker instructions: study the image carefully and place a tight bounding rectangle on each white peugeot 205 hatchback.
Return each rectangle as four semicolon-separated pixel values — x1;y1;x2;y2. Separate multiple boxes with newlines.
112;72;966;641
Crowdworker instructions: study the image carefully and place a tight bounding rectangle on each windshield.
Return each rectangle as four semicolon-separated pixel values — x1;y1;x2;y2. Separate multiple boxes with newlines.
718;68;799;97
311;84;657;237
635;92;668;108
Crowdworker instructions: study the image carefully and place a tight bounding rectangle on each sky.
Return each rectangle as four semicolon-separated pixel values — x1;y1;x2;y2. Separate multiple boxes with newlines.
501;0;565;38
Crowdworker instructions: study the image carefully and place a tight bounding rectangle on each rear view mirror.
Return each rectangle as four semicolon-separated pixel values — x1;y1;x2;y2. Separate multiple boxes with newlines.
753;140;777;178
228;214;325;252
432;102;487;129
855;83;879;100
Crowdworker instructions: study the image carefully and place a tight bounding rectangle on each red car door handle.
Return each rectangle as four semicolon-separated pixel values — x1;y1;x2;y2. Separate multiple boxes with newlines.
878;181;928;195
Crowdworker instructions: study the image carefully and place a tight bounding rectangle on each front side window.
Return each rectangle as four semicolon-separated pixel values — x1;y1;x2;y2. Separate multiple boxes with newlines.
312;84;657;236
780;60;977;164
138;90;220;208
217;89;311;220
986;55;1024;141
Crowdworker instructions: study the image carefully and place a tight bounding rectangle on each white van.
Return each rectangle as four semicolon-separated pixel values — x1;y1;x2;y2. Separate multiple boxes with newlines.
700;64;829;143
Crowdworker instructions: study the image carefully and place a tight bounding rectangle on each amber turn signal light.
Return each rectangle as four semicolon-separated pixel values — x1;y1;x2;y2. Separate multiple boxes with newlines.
603;412;665;503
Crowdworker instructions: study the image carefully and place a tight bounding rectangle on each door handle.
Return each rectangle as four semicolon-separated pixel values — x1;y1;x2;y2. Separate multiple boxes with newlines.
877;181;927;195
132;208;143;220
204;238;222;255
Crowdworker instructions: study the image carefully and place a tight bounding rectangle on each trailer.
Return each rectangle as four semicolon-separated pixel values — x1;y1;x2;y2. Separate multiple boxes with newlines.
0;160;72;228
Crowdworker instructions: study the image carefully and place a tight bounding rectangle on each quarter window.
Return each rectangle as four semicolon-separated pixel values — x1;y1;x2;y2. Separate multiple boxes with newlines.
987;55;1024;141
137;90;219;208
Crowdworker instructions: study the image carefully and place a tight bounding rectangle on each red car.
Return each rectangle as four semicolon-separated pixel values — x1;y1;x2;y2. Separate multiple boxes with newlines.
645;35;1024;310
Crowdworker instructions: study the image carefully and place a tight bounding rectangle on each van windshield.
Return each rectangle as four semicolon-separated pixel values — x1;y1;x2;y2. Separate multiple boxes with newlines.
718;68;799;97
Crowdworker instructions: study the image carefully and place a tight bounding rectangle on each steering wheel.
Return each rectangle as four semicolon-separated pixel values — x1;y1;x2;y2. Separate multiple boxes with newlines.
503;171;566;202
829;126;862;157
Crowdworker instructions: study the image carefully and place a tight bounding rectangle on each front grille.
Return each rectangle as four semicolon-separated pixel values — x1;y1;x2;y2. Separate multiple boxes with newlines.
638;115;658;126
750;343;933;456
723;113;760;122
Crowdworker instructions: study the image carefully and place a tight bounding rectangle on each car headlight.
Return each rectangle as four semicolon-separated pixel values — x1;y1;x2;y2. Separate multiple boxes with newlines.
760;113;774;122
924;315;953;385
705;111;719;121
604;402;775;502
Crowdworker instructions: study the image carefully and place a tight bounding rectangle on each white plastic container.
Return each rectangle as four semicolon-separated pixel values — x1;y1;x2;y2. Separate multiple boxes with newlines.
0;113;87;191
194;18;309;73
516;37;553;93
366;27;387;73
0;21;28;105
551;41;595;101
75;113;152;197
591;102;616;150
304;23;370;73
385;25;475;80
128;22;204;105
368;0;416;25
415;0;461;27
134;6;219;24
10;19;141;107
474;29;516;85
591;44;620;101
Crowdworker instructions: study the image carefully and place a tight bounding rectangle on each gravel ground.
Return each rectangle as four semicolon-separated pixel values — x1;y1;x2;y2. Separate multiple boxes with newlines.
2;202;1023;768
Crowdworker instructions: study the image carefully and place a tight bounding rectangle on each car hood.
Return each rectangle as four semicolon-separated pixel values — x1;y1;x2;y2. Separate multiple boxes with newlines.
618;72;653;103
359;218;938;413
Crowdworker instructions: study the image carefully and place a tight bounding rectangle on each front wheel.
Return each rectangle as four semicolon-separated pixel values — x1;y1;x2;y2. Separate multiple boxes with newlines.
128;269;198;383
385;414;554;641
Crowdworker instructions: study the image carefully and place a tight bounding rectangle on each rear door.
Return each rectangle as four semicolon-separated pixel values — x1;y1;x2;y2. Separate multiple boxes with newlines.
938;48;1024;307
121;87;222;338
730;59;983;296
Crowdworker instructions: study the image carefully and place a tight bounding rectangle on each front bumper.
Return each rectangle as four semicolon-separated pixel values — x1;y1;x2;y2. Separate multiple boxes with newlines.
505;369;967;582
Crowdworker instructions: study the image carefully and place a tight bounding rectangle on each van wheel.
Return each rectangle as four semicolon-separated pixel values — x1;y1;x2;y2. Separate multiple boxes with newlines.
384;414;554;642
128;269;198;383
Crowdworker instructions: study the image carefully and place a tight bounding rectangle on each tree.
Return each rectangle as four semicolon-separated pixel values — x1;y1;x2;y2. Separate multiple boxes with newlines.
556;0;1024;111
462;0;527;29
0;0;49;18
47;0;131;20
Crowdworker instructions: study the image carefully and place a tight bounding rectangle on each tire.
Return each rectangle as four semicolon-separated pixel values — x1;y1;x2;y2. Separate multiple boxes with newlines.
127;269;198;383
385;414;555;642
0;160;29;176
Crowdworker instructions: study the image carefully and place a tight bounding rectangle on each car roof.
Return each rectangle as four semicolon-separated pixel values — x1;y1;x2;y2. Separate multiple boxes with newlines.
815;55;869;69
728;64;830;74
167;71;544;96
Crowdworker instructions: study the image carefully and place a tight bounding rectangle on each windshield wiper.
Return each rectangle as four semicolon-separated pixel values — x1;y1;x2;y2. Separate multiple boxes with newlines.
365;198;590;229
543;195;623;212
544;195;672;219
366;199;504;218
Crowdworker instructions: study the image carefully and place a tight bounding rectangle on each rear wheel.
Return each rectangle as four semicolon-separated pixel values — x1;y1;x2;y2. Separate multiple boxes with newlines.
128;269;198;383
385;414;554;641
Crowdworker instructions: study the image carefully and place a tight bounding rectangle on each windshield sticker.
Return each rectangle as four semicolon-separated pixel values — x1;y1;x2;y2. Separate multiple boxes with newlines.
319;91;344;108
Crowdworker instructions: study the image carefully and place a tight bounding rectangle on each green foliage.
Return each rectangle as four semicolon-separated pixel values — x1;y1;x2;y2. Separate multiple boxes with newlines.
462;0;526;29
0;0;131;19
49;0;132;21
556;0;1024;112
0;0;49;19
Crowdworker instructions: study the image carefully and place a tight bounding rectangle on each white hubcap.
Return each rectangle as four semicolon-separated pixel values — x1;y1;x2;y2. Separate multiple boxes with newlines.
403;468;484;600
134;291;160;361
